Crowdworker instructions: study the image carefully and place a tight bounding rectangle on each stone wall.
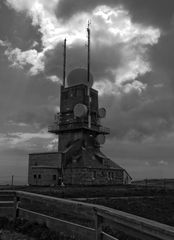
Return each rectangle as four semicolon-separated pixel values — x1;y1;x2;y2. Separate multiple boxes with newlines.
28;152;130;186
29;167;60;186
29;152;61;167
63;168;124;185
28;152;61;186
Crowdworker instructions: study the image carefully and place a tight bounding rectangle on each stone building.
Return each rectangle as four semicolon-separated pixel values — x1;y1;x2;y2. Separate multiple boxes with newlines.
28;68;132;186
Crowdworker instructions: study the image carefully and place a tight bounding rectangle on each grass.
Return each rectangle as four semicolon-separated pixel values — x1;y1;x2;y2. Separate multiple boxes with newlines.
19;184;170;198
1;183;174;240
86;195;174;227
0;217;76;240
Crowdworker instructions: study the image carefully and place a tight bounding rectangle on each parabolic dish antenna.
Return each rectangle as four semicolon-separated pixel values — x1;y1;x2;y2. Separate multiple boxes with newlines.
98;108;106;118
67;68;93;88
96;134;105;145
74;103;88;118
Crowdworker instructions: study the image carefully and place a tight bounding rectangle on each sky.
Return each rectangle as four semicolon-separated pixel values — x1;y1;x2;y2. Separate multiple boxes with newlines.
0;0;174;184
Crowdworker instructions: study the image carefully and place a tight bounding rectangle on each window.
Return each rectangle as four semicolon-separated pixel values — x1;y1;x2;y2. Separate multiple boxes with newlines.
77;89;82;97
92;171;96;179
63;91;68;99
38;174;41;179
53;175;56;181
107;172;111;180
69;89;74;97
34;174;37;179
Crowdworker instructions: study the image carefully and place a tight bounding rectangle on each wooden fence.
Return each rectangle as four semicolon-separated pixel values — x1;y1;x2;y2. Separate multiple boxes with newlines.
0;190;174;240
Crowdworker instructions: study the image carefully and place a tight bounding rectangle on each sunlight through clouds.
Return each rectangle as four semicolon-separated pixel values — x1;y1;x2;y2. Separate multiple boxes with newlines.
4;1;161;95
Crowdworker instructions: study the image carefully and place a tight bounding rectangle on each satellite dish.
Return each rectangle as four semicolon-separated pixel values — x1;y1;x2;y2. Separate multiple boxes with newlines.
98;108;106;118
67;68;93;87
96;134;105;145
74;103;87;118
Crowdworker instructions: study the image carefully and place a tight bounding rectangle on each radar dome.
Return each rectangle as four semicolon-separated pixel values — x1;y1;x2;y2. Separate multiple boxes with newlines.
67;68;93;87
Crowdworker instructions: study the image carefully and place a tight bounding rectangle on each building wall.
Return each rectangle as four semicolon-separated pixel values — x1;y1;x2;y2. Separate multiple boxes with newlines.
123;170;132;184
28;153;131;186
28;152;61;186
30;168;59;186
58;131;82;152
29;152;61;166
63;168;125;185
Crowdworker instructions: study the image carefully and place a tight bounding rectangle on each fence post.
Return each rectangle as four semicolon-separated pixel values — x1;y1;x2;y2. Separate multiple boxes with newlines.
94;208;103;240
13;193;20;222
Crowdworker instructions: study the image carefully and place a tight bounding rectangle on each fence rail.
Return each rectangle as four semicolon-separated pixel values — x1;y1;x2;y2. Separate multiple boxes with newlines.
0;190;174;240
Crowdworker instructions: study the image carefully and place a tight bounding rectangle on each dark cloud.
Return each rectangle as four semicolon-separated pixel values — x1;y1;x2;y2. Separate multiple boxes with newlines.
8;74;60;129
0;0;42;51
0;48;59;130
11;106;55;129
150;31;174;89
104;138;174;179
104;138;174;163
122;0;174;30
56;0;116;21
100;85;174;141
57;0;174;30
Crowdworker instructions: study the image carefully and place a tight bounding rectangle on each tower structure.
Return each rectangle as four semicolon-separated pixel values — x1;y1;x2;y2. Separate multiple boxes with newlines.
28;26;131;186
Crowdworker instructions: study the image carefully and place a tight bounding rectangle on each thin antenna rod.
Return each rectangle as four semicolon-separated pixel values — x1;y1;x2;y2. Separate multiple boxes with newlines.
63;38;66;87
87;21;90;82
87;21;91;128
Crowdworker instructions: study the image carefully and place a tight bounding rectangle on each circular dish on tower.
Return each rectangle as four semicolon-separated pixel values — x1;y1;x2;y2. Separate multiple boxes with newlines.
74;103;88;118
98;107;106;118
67;68;93;87
96;134;105;145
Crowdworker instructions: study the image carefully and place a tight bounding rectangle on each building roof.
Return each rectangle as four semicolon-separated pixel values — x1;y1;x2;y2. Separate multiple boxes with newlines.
94;150;123;169
29;151;59;155
63;144;124;170
32;165;59;169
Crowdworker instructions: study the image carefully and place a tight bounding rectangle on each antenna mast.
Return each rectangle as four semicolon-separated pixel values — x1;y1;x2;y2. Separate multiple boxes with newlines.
87;21;91;128
87;21;90;83
63;38;66;87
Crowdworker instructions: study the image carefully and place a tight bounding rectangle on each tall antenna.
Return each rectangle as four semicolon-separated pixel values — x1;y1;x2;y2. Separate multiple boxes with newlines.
87;21;91;128
63;38;66;87
87;21;91;83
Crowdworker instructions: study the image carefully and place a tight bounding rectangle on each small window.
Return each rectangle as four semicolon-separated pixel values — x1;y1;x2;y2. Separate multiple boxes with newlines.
107;172;111;179
38;174;41;179
77;89;82;97
92;171;96;179
63;91;68;99
69;89;74;97
53;175;56;180
34;174;37;179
